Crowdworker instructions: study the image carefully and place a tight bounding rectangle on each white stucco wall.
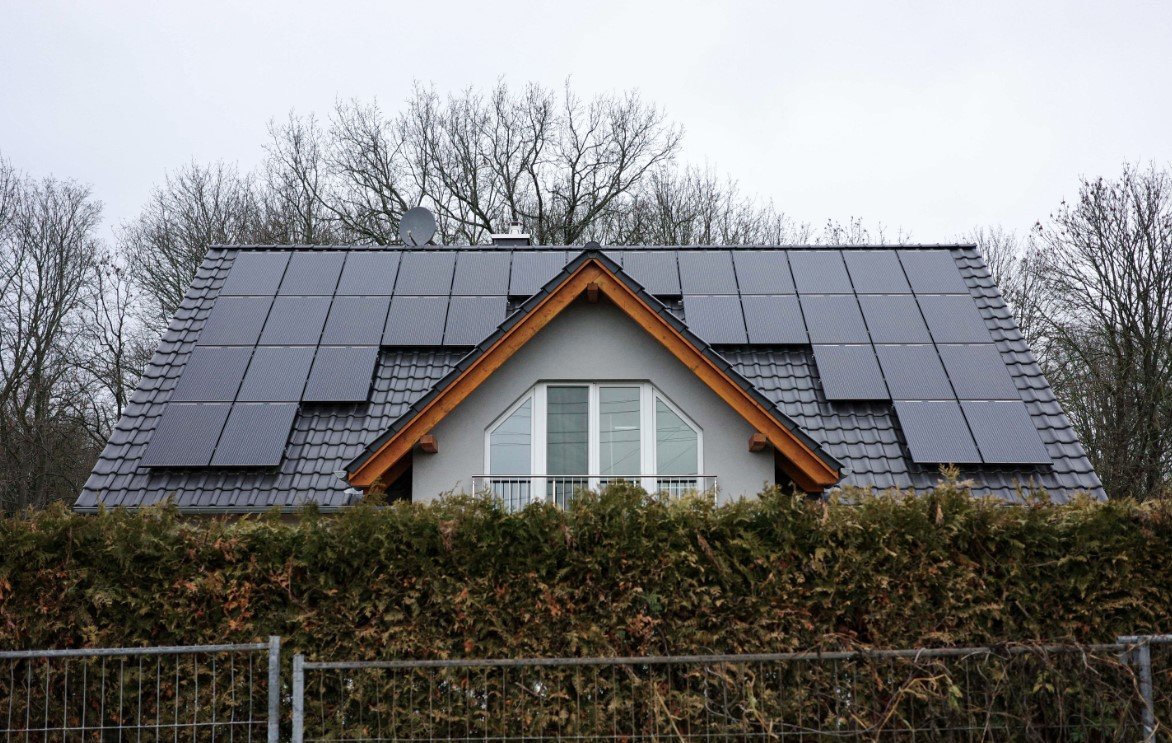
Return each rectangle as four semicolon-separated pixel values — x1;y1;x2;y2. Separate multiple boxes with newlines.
411;299;777;502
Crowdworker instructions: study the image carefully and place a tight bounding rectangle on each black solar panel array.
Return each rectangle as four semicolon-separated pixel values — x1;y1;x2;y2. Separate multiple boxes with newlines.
145;246;1050;470
145;249;394;467
799;249;1041;466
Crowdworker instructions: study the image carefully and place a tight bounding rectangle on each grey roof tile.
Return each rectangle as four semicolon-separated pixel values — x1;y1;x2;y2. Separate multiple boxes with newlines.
77;244;1103;510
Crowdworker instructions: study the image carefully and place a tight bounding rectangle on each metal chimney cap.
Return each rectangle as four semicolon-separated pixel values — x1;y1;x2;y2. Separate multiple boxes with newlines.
491;218;531;246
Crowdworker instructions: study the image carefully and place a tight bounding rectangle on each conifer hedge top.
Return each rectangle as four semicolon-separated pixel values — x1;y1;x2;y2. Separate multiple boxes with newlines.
1;480;1168;657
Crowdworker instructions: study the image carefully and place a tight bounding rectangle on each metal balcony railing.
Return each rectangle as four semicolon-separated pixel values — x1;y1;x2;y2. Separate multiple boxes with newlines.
471;475;718;511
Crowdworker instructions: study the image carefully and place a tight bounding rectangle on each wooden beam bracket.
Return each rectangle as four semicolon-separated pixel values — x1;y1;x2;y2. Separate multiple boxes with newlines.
586;282;601;303
416;434;438;454
748;432;768;452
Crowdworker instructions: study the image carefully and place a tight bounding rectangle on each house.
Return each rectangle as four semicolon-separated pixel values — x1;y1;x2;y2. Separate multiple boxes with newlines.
74;236;1103;513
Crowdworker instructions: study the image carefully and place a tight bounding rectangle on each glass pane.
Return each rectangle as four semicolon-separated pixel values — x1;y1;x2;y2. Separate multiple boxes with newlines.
656;399;698;476
489;398;531;476
547;386;588;476
600;386;641;476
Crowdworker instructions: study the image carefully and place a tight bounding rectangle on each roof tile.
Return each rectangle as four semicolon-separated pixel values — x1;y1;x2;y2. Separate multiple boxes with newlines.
77;245;1104;510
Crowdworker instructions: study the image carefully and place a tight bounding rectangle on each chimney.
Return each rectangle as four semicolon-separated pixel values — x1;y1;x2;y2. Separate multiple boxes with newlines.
490;218;531;247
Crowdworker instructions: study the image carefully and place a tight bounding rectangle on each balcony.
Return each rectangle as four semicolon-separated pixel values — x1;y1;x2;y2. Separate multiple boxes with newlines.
471;475;718;511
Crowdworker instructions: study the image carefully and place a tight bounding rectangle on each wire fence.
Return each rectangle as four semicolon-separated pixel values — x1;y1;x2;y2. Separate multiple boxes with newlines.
0;638;280;741
291;640;1172;742
2;635;1169;741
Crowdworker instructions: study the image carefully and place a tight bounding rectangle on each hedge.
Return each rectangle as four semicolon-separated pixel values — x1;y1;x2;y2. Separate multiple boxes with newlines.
1;477;1169;659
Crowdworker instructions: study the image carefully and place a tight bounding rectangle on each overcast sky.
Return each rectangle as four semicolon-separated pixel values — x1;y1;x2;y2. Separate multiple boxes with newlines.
3;0;1171;242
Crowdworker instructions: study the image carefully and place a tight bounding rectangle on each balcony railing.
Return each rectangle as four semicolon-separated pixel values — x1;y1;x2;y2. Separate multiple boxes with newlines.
471;475;718;511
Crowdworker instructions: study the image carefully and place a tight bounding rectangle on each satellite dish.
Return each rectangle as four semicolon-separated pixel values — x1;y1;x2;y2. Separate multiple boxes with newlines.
399;207;437;247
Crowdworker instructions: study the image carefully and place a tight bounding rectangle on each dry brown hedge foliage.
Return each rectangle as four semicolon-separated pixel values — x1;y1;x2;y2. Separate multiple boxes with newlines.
1;479;1168;658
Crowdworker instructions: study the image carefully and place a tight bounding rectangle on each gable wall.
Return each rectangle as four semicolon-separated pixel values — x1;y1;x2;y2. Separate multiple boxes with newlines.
413;299;775;502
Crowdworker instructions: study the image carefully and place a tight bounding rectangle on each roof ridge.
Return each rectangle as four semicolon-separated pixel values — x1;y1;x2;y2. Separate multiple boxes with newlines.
214;243;978;252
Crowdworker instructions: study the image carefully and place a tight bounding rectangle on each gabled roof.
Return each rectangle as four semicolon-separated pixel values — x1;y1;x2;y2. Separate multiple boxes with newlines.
347;248;842;492
74;242;1105;513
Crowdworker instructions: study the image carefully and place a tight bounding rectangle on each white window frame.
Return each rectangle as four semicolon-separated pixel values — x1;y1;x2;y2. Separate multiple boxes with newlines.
484;381;702;497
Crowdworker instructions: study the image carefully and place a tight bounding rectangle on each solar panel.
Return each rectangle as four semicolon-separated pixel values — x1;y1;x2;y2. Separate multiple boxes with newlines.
875;344;954;400
682;296;747;343
303;346;380;402
259;296;331;345
507;251;567;296
321;296;391;345
170;346;253;402
383;295;448;345
198;296;273;346
938;344;1020;399
453;252;511;295
336;252;399;295
396;251;457;295
444;296;507;345
858;295;931;343
917;295;993;343
898;250;969;294
843;251;911;293
678;251;738;294
789;251;853;293
220;252;289;295
799;295;870;343
741;295;807;344
961;400;1051;464
210;403;299;467
812;345;888;400
278;251;345;294
893;400;981;464
140;403;231;467
733;251;795;294
236;346;316;402
617;251;679;295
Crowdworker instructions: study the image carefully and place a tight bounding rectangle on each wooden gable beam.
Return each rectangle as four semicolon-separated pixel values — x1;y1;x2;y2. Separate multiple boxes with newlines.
349;258;840;492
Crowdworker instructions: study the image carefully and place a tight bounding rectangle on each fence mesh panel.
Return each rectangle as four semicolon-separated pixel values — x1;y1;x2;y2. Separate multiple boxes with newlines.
0;643;275;741
296;645;1154;741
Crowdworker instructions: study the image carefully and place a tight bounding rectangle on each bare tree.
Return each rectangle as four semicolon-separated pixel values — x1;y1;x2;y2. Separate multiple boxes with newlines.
262;112;343;244
0;161;104;511
817;217;911;246
261;82;903;252
323;98;423;243
75;250;152;445
603;166;810;245
294;81;682;245
120;161;269;324
1033;164;1172;499
963;225;1047;349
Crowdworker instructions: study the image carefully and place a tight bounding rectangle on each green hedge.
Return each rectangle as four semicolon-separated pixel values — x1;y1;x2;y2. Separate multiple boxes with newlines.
1;478;1169;658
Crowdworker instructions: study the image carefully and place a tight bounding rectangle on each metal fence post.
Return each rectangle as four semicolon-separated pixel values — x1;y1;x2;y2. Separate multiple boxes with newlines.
267;636;281;743
1119;635;1156;741
292;654;305;743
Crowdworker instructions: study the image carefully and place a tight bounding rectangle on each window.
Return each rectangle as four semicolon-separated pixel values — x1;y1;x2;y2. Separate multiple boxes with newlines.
484;382;703;506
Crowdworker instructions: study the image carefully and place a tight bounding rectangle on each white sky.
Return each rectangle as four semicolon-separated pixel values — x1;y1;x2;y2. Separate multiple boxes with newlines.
3;0;1171;242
